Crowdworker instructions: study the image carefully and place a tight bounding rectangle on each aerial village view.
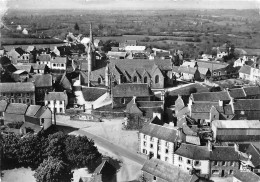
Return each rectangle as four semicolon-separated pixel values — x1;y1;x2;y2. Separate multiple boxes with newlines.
1;0;260;182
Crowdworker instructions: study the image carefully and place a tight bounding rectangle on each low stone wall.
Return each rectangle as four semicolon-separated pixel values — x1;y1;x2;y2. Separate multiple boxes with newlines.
92;110;125;118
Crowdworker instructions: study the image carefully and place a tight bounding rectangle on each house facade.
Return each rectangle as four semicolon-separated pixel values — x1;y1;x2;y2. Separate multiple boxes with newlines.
0;82;35;104
139;118;178;165
44;91;68;113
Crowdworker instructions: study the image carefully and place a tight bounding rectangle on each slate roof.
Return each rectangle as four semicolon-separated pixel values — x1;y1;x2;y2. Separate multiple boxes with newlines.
234;170;260;182
82;87;107;102
34;106;51;119
28;74;52;87
233;99;260;111
0;100;8;112
178;66;197;74
0;56;11;66
14;65;33;73
229;88;246;99
107;51;127;58
25;105;42;117
0;82;35;93
137;101;163;108
15;47;25;55
141;158;195;182
51;57;67;64
191;102;219;113
243;86;260;96
175;143;209;160
5;103;28;115
45;92;67;101
195;60;228;71
37;54;51;62
210;146;239;161
212;120;260;129
20;122;43;134
238;143;260;168
192;91;230;102
140;123;178;143
112;83;152;98
239;65;251;75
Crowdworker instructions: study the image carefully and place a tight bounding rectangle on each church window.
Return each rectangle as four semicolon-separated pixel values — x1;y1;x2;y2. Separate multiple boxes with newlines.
144;76;148;83
155;75;159;83
133;76;137;83
98;77;101;84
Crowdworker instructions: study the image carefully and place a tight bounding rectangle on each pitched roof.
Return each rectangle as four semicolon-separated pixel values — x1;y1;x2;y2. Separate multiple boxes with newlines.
140;123;178;143
14;64;33;73
112;83;152;97
243;86;260;96
82;87;107;102
141;158;195;182
36;54;51;62
239;65;251;75
0;82;35;93
44;92;67;101
178;66;197;74
175;143;209;160
26;105;42;117
125;98;143;114
0;100;8;112
192;91;230;102
234;170;260;182
51;57;67;64
191;102;219;113
228;88;246;99
212;120;260;129
5;103;29;115
238;143;260;168
210;146;239;161
34;106;52;118
13;70;28;75
233;99;260;111
107;51;127;58
20;122;43;134
195;60;228;71
28;74;52;87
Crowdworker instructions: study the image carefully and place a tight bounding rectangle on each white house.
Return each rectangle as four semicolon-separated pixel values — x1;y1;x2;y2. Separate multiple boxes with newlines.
239;65;260;83
139;117;179;164
174;143;210;176
50;57;67;71
124;46;146;53
44;91;68;113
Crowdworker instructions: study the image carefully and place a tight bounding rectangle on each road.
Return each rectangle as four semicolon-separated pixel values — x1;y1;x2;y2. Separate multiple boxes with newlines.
67;127;147;165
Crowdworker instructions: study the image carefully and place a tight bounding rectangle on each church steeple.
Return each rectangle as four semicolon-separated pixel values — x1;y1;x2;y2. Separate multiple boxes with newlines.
89;23;93;44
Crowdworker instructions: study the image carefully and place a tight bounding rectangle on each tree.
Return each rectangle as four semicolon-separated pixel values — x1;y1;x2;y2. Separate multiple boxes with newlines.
34;156;73;182
74;22;79;32
18;134;46;169
2;134;20;169
65;135;101;171
44;132;67;161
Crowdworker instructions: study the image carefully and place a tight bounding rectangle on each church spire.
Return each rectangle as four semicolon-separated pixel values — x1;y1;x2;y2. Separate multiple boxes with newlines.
89;23;93;44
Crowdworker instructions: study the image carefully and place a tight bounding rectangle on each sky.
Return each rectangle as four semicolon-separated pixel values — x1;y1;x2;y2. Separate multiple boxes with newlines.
2;0;260;10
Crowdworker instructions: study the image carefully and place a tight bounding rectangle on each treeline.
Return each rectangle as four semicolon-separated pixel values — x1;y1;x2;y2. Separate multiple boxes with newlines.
1;127;101;182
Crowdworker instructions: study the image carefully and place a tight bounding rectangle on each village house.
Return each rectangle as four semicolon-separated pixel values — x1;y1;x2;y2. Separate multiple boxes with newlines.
4;103;29;122
107;51;127;60
231;99;260;120
139;117;179;164
119;40;137;50
44;91;68;113
50;57;67;71
178;66;201;81
14;64;34;74
36;54;52;67
209;145;240;178
239;65;260;83
238;143;260;174
28;74;53;105
0;82;35;104
211;120;260;142
126;96;164;119
30;63;49;74
7;47;26;64
11;70;29;82
174;143;211;177
141;158;198;182
21;105;52;134
112;83;154;108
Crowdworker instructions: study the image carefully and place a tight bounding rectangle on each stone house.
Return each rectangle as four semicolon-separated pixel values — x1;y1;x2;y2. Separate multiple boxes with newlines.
141;158;198;182
231;99;260;120
50;57;67;72
178;66;201;81
139;117;179;165
0;82;35;104
7;47;26;64
4;103;29;122
36;54;52;67
233;170;260;182
112;83;154;108
174;143;211;177
28;74;53;105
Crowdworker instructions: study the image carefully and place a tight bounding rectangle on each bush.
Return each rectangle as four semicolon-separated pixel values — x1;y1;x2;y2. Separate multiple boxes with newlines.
6;121;24;129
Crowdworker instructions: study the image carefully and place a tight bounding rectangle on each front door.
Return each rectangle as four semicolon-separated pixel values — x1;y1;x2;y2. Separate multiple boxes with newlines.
221;170;225;177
